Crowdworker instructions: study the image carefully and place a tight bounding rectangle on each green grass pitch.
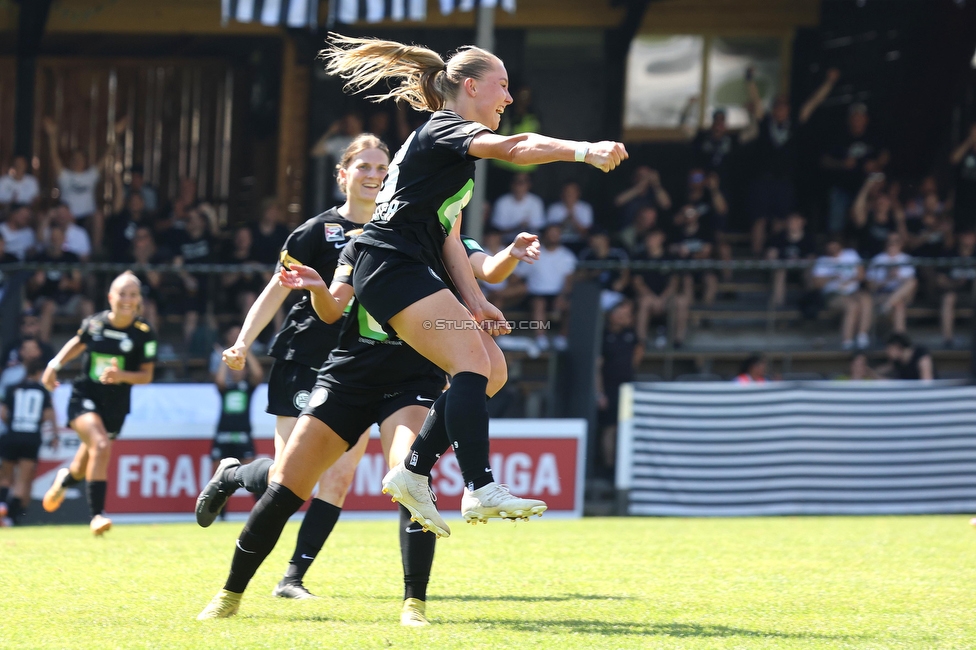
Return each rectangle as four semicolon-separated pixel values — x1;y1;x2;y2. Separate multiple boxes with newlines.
3;516;976;649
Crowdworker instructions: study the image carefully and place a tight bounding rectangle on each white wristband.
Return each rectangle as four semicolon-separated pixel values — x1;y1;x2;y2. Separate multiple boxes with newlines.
574;142;590;163
47;360;62;372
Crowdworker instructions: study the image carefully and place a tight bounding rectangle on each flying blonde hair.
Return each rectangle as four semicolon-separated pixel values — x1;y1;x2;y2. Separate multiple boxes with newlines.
320;33;499;112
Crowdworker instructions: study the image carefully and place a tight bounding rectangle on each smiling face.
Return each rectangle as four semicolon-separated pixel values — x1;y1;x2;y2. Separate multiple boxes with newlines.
108;275;142;320
339;147;389;203
468;58;513;130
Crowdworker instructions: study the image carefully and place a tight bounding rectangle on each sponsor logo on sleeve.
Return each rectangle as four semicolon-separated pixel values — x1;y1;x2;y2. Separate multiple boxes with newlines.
324;224;345;242
144;341;157;358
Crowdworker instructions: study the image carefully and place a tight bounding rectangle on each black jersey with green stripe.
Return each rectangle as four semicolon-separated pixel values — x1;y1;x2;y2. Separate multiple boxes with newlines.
357;110;491;271
74;311;157;414
216;379;256;434
318;238;444;393
267;208;363;368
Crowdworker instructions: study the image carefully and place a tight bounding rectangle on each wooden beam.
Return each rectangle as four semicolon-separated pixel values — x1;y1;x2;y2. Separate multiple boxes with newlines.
276;37;309;220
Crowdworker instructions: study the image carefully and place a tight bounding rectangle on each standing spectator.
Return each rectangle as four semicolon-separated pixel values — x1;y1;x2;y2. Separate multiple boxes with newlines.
0;204;36;260
105;192;153;262
881;333;933;380
579;230;630;312
743;68;838;255
1;311;53;368
0;155;40;208
766;213;816;307
631;229;683;349
43;116;126;252
124;165;159;214
734;354;768;383
670;205;718;308
821;103;890;234
250;201;289;266
850;175;906;259
0;338;43;398
950;123;976;232
516;223;577;351
173;208;216;347
595;299;642;479
27;224;94;341
0;356;56;525
811;236;871;350
866;233;916;335
124;226;166;333
220;226;265;324
545;181;593;249
691;109;736;185
311;111;365;204
936;230;976;348
613;166;671;232
490;173;546;241
38;202;92;261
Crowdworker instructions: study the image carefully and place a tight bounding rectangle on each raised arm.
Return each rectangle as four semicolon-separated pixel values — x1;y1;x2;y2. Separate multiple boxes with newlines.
276;264;354;324
470;232;540;284
951;124;976;165
851;176;879;228
223;275;291;370
468;132;628;173
43;118;64;178
799;68;840;124
41;335;88;391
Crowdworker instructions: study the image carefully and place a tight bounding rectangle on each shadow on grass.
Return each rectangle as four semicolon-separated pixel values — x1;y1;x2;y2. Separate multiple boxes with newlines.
458;619;872;641
437;593;635;603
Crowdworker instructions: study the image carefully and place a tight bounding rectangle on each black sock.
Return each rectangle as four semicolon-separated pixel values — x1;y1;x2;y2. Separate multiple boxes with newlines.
407;393;448;477
282;499;342;584
87;480;107;517
399;505;436;601
62;473;82;488
232;458;273;495
444;372;493;490
9;497;23;522
224;482;305;594
0;486;8;504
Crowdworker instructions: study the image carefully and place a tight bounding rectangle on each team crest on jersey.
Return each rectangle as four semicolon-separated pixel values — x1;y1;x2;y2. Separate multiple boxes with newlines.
82;399;96;411
293;390;311;410
89;320;103;336
119;338;133;353
324;224;345;242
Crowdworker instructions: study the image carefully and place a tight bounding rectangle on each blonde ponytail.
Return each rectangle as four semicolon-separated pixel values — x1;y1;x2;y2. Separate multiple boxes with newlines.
320;33;499;112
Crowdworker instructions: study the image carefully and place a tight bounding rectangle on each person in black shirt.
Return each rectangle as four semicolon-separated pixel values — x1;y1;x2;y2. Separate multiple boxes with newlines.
691;109;736;186
631;229;682;348
0;357;56;526
596;300;642;479
105;191;155;263
882;333;933;380
171;208;217;346
950;123;976;232
671;205;718;307
250;202;290;266
935;231;976;348
212;326;263;468
850;175;907;259
578;230;630;312
40;272;156;536
219;226;266;322
27;223;94;342
766;213;816;307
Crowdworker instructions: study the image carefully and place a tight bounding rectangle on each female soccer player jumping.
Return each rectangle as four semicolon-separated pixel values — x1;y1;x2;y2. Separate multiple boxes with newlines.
40;272;157;535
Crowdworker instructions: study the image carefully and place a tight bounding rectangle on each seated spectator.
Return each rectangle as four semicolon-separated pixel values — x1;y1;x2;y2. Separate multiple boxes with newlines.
631;229;684;349
220;226;265;322
26;224;93;341
105;192;153;262
821;103;889;234
0;204;36;260
124;164;159;214
0;232;17;305
125;226;166;332
472;229;529;310
670;205;717;307
840;351;879;380
902;176;943;232
619;204;660;254
172;208;217;346
811;236;871;350
516;223;576;351
0;155;40;208
935;230;976;348
491;173;545;241
766;213;816;307
734;354;768;383
38;201;92;261
950;122;976;233
0;337;43;399
907;207;952;259
1;310;53;368
850;174;906;259
250;200;289;266
881;332;933;380
546;181;593;249
156;176;199;248
595;299;642;479
613;165;671;231
579;230;630;312
866;233;916;334
682;169;730;279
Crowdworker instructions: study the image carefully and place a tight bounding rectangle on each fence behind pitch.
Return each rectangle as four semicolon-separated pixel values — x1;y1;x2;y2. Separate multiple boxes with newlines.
616;380;976;516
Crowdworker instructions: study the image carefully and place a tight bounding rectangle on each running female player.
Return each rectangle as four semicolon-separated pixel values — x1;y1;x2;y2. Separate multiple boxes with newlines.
40;271;156;535
326;34;626;525
195;134;390;599
197;231;539;623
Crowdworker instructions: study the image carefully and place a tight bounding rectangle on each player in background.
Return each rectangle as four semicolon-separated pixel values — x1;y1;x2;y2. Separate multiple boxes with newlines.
40;272;156;535
196;231;539;623
320;34;626;528
196;135;390;599
0;356;57;526
211;325;264;518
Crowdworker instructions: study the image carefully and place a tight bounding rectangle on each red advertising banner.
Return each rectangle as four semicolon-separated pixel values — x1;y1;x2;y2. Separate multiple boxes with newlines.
29;385;585;523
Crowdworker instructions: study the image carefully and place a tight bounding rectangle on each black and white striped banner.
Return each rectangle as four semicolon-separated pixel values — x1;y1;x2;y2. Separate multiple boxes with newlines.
222;0;319;28
333;0;516;24
616;381;976;516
